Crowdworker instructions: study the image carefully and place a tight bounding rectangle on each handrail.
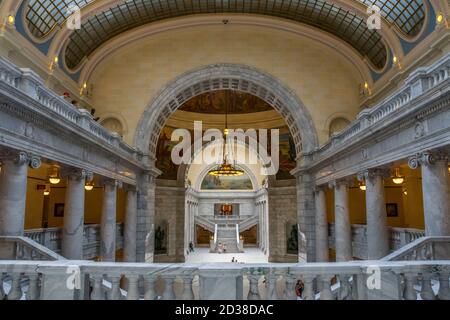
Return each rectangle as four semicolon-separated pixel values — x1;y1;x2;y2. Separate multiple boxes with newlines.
382;236;450;261
0;236;65;261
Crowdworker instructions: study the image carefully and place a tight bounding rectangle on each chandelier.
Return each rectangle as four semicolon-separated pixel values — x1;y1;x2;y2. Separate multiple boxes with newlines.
208;90;244;177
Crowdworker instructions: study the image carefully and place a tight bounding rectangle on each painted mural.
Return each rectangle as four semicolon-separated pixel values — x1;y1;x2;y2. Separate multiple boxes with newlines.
155;126;297;180
201;171;253;190
179;90;272;114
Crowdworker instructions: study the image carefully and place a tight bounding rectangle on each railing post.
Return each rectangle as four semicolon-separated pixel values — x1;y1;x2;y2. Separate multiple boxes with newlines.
108;275;122;300
90;274;105;300
319;275;334;300
126;274;140;300
438;273;450;300
181;275;195;300
265;272;278;300
302;274;316;300
38;265;78;300
162;275;176;300
403;273;418;300
338;275;353;300
144;275;156;300
247;274;261;300
26;273;40;300
7;273;23;300
284;275;297;300
420;273;436;300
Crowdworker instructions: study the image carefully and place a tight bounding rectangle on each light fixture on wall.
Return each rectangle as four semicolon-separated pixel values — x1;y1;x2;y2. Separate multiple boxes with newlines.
208;90;244;177
392;168;405;185
48;165;61;185
85;180;94;191
43;184;51;196
358;181;366;191
402;188;408;196
436;13;445;25
7;15;15;26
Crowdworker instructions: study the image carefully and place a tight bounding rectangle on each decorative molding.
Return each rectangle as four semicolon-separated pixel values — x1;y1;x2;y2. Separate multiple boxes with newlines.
357;168;391;182
0;149;41;168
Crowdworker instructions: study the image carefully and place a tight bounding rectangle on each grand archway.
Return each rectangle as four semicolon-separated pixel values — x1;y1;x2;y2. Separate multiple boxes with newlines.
133;64;320;165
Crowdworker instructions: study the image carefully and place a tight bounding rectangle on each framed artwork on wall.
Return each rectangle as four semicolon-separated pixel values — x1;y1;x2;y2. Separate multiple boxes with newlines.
54;203;65;217
386;203;398;217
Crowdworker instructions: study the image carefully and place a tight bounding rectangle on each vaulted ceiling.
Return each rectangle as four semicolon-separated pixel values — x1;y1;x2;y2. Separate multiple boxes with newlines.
23;0;427;72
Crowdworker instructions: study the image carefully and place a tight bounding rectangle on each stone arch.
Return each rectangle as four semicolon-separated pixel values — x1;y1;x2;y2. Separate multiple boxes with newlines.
134;64;319;164
328;117;351;137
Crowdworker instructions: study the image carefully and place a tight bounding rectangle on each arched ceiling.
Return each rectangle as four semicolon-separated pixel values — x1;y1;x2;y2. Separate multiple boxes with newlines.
23;0;427;72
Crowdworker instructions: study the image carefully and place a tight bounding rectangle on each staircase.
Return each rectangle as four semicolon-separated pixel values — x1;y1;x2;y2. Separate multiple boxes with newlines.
214;225;241;253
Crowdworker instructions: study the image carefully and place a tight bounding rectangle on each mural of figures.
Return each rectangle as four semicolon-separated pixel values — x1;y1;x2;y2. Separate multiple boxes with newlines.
276;131;297;180
180;90;272;114
156;127;182;180
201;172;253;190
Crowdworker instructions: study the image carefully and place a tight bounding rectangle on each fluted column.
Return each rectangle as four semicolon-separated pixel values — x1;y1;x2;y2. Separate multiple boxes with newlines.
100;179;121;262
409;151;450;236
315;186;329;262
62;169;89;259
332;179;352;262
0;151;40;236
124;186;137;262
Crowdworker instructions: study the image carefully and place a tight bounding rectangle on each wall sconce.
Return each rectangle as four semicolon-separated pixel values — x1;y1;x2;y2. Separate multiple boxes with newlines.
402;189;408;196
436;13;445;25
358;181;366;191
48;165;61;185
43;184;51;196
392;168;404;185
85;180;94;191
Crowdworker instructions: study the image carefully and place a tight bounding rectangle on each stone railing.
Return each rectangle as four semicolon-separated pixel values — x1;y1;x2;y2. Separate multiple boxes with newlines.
0;57;142;162
23;223;124;260
328;223;425;259
309;53;450;160
0;260;449;300
382;237;450;262
240;215;259;232
0;236;65;261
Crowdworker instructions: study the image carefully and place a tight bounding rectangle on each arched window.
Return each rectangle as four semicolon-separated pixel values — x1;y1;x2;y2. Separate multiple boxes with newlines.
329;117;351;137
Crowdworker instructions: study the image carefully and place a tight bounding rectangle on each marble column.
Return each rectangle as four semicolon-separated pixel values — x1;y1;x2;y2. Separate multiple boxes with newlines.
409;151;450;236
62;169;88;259
124;186;137;262
0;151;40;236
100;179;120;262
332;179;352;262
358;169;389;259
315;186;329;262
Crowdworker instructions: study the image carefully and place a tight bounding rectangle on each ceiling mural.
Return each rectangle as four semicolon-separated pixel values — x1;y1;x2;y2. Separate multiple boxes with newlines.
201;171;253;190
179;90;272;114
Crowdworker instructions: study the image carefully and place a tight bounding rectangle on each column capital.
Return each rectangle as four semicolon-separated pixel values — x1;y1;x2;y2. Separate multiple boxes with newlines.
357;168;390;182
123;184;137;192
100;178;123;188
61;168;89;181
314;184;328;193
0;150;41;168
328;178;353;189
408;150;449;169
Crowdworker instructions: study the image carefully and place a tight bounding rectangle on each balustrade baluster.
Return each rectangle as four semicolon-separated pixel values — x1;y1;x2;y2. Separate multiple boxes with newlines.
284;275;297;300
90;274;105;300
126;275;140;300
438;273;450;300
162;276;176;300
319;275;334;300
144;276;156;300
301;275;315;300
108;275;122;300
7;273;23;300
338;275;353;300
403;273;418;300
247;274;261;300
420;273;436;300
0;273;5;299
265;273;277;300
26;274;40;300
181;275;195;300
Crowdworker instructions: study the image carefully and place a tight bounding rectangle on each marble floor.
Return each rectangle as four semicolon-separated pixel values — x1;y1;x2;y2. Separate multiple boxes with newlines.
185;247;269;263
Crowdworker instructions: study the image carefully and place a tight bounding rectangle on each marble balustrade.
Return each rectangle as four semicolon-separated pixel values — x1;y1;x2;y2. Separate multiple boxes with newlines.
0;260;449;300
328;223;426;260
23;223;124;260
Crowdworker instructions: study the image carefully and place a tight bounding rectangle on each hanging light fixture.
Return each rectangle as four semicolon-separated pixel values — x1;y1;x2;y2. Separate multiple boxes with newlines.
358;181;366;191
85;180;94;191
43;184;51;196
392;168;404;185
208;90;244;177
48;165;61;185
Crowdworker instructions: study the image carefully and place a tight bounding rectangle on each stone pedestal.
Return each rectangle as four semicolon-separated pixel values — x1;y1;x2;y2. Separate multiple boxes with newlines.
359;169;389;259
100;179;119;262
409;151;450;236
124;188;137;262
0;151;40;236
333;180;352;262
315;187;329;262
62;170;87;259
